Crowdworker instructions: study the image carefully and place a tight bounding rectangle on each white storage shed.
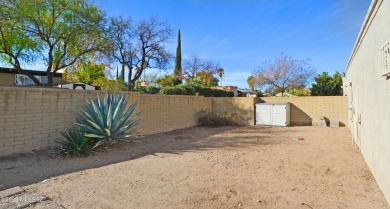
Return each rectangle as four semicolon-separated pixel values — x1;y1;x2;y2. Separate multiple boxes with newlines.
255;102;290;126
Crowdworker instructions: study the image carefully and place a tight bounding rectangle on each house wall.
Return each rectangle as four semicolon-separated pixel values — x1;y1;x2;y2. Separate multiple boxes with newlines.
345;0;390;203
0;74;64;86
0;74;15;86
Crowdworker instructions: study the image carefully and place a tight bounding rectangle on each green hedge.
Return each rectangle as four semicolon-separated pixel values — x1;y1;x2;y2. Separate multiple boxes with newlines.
160;84;233;97
134;86;160;94
160;86;189;95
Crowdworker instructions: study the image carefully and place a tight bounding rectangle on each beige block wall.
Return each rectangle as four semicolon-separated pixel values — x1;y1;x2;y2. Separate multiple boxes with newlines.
210;96;347;126
258;96;348;126
0;86;347;157
211;97;257;125
134;94;211;135
0;87;211;157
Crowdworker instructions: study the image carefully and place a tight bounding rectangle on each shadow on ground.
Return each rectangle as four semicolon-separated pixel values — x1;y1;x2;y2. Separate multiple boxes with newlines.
0;125;300;190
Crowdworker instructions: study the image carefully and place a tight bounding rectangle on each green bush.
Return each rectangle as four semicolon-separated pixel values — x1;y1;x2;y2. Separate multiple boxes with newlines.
195;109;244;126
211;89;234;97
159;83;233;97
56;128;94;157
160;86;187;95
134;86;160;94
75;92;141;147
177;84;196;95
197;86;213;97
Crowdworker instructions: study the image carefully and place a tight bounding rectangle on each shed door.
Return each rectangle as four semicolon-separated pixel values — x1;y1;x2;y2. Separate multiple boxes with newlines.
271;105;286;126
256;105;271;125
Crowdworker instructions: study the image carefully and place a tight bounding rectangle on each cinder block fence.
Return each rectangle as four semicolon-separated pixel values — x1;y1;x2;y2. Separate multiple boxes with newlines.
0;87;347;157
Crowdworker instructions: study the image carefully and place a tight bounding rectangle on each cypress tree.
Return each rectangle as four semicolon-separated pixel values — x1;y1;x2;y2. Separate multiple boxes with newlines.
174;30;182;81
119;64;125;82
116;66;119;80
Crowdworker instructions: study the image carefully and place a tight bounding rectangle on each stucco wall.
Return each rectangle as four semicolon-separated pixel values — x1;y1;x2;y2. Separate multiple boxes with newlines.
345;0;390;203
0;74;64;86
0;74;17;86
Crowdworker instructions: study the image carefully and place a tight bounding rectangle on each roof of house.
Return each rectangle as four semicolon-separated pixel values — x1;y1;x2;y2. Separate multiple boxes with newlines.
0;67;63;77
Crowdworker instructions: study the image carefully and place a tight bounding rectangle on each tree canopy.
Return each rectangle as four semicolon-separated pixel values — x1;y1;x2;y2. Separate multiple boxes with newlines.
64;60;106;85
247;76;256;91
310;71;343;96
107;16;173;90
183;54;220;87
252;54;315;93
0;0;106;86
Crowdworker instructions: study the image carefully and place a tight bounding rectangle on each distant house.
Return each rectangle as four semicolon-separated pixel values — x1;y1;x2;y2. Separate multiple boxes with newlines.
57;82;96;90
0;67;64;86
212;86;238;97
237;89;257;97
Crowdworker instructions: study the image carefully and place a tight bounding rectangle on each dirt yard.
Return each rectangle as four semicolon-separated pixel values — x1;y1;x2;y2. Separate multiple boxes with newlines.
1;126;389;209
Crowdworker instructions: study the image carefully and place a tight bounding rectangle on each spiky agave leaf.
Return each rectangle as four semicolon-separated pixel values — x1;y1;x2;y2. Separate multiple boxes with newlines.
56;128;94;157
75;92;141;147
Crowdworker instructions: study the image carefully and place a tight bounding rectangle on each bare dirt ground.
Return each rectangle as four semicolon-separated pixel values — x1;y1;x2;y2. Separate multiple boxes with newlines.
1;126;389;209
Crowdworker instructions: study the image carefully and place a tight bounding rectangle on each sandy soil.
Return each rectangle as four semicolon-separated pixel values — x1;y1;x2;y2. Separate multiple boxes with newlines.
1;126;389;209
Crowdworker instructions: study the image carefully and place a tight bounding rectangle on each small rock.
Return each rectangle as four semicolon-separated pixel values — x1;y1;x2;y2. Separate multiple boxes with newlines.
293;135;304;140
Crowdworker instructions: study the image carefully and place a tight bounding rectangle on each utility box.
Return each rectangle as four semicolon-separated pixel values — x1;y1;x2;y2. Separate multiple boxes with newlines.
255;102;290;126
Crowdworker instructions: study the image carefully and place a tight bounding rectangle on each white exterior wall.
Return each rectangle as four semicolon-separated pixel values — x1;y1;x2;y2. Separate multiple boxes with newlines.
346;0;390;203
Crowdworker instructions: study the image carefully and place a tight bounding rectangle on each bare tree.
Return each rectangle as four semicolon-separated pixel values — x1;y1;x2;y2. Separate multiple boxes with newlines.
183;54;202;80
252;54;315;93
107;16;136;83
183;54;219;81
108;16;173;90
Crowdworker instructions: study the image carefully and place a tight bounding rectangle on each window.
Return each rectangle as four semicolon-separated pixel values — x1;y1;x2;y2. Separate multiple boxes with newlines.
15;74;48;85
380;40;390;76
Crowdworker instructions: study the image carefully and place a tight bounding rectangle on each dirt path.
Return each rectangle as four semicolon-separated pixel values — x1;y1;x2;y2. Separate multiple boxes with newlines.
1;126;389;209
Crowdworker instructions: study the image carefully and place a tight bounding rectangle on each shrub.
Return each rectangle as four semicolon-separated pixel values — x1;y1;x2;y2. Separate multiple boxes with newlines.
134;86;160;94
75;92;141;147
195;86;233;97
195;109;244;126
177;84;196;95
211;89;234;97
56;128;94;157
197;86;213;97
160;86;187;95
159;83;233;97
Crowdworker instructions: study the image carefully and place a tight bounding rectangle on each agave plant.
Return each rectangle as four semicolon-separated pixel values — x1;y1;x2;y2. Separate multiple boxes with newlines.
56;128;93;157
75;92;140;147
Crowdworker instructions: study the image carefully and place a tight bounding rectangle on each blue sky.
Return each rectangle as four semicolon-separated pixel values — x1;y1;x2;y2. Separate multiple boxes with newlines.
2;0;370;89
96;0;371;88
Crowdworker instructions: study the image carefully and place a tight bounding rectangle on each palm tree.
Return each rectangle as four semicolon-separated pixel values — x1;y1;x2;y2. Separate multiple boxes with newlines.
247;76;256;91
217;68;224;86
